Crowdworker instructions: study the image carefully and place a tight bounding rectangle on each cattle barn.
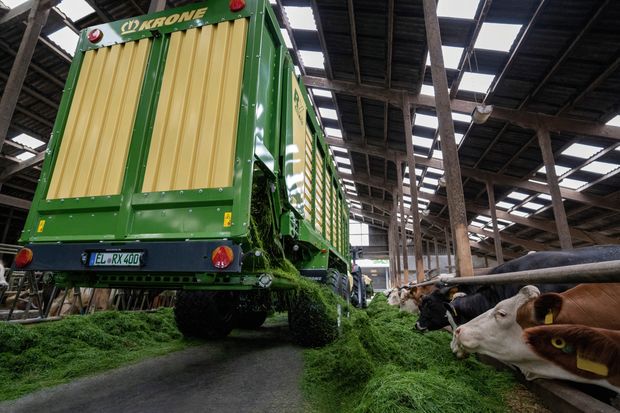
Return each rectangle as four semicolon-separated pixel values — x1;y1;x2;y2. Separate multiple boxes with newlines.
0;0;619;412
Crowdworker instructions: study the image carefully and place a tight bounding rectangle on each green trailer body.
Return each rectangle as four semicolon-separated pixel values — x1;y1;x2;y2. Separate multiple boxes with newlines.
17;0;350;296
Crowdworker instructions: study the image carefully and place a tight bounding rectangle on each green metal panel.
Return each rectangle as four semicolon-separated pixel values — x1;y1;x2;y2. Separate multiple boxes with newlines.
20;0;350;285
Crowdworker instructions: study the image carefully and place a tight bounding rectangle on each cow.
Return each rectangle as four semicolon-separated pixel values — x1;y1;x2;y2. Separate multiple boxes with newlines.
415;245;620;331
0;263;7;289
451;284;620;391
524;324;620;393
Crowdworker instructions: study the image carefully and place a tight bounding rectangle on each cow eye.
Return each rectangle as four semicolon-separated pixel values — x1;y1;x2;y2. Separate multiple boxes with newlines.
496;310;507;318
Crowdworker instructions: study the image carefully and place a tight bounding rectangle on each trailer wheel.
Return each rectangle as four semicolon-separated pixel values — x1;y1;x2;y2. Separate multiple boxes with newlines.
174;291;236;339
352;273;367;308
236;310;268;329
327;269;341;296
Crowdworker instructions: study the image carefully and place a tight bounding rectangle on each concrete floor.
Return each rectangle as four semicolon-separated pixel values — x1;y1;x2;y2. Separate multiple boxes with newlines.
0;320;308;413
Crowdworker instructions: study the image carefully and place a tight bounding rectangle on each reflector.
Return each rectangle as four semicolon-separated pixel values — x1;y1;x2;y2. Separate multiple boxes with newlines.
212;246;234;269
14;248;33;268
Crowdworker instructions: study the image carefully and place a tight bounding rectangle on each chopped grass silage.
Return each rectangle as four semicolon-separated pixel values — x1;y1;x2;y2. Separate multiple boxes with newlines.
303;294;516;413
0;308;197;401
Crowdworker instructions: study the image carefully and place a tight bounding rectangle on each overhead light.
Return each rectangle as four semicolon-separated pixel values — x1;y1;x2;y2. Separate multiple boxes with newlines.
472;104;493;124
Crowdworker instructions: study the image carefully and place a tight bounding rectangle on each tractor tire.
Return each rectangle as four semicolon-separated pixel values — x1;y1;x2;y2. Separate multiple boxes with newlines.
174;291;236;339
352;273;367;308
326;269;341;297
288;287;338;348
236;310;268;329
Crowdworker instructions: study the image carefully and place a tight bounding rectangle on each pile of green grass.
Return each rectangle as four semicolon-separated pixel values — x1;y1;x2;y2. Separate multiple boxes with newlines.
0;308;196;401
303;294;516;413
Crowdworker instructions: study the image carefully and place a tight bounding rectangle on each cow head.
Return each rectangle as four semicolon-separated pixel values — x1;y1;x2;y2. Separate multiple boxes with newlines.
415;286;460;332
450;285;540;360
523;324;619;382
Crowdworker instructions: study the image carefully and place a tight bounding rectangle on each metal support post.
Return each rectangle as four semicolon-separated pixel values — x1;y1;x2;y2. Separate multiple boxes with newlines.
537;128;573;249
0;0;50;150
422;0;474;276
486;181;504;263
434;237;440;272
392;193;402;286
444;226;452;270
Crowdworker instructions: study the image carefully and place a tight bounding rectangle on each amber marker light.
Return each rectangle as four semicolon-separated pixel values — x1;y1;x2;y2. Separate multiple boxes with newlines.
212;246;234;269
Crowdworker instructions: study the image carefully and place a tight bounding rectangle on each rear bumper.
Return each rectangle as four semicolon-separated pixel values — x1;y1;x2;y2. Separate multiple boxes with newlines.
18;240;242;273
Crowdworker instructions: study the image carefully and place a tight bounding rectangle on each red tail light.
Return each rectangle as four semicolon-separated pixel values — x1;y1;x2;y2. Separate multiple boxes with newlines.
230;0;245;12
15;248;33;268
211;246;234;269
88;28;103;43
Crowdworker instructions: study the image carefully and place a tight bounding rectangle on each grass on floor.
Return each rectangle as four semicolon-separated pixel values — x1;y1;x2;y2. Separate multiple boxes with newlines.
303;294;517;413
0;308;197;401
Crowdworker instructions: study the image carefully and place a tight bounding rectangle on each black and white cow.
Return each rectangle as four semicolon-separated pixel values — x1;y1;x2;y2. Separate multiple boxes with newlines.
414;245;620;332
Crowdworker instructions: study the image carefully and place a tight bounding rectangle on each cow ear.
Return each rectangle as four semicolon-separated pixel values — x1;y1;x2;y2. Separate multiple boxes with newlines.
519;285;540;299
533;293;563;324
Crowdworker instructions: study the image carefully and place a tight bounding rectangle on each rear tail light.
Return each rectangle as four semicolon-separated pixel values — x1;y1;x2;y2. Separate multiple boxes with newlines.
211;246;234;269
87;28;103;43
14;248;33;268
230;0;245;12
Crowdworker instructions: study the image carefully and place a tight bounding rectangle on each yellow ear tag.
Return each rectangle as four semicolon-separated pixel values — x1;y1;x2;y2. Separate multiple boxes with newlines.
544;309;553;325
576;352;608;377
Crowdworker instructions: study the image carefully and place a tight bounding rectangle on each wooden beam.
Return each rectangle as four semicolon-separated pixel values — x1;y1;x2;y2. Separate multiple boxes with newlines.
302;76;620;141
537;129;573;249
339;171;620;246
327;136;620;212
0;0;50;151
0;151;45;182
397;162;409;284
486;181;504;263
0;194;31;210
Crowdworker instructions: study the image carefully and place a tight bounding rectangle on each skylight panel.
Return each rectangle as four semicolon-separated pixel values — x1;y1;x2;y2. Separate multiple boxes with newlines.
606;115;620;127
423;177;439;186
452;112;472;123
455;133;465;145
312;88;332;98
47;27;79;56
413;136;434;148
343;178;354;184
415;114;439;129
338;165;352;173
16;152;35;161
56;0;94;21
496;201;515;210
561;143;603;159
537;194;552;201
299;50;324;69
3;0;28;7
294;65;301;76
280;28;293;48
335;156;350;165
471;220;485;228
474;23;522;52
510;210;530;218
283;6;317;30
580;161;618;175
506;191;528;201
432;150;443;160
459;72;494;94
522;202;544;211
325;127;342;137
476;215;491;222
560;178;587;190
426;46;464;70
12;133;44;149
537;165;571;176
427;167;443;175
437;0;479;20
319;107;338;120
420;187;436;194
420;84;435;97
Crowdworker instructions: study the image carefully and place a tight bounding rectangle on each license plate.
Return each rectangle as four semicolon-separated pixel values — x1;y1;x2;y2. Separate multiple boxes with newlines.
89;252;142;267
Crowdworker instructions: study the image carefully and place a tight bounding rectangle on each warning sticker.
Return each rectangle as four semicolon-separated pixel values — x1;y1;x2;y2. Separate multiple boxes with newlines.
37;220;46;233
223;212;232;227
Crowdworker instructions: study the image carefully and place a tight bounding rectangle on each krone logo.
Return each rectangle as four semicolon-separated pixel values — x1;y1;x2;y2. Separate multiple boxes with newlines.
121;19;140;34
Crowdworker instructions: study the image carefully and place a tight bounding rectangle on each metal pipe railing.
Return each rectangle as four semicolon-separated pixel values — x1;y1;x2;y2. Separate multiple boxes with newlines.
407;260;620;287
442;260;620;285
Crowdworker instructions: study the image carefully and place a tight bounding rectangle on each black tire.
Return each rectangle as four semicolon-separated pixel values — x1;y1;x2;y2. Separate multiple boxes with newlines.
352;273;367;308
327;269;340;296
236;310;268;329
339;272;350;302
174;291;236;339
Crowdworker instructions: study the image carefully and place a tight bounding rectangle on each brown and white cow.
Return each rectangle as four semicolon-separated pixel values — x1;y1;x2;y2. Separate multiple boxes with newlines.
450;283;620;388
524;324;620;393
